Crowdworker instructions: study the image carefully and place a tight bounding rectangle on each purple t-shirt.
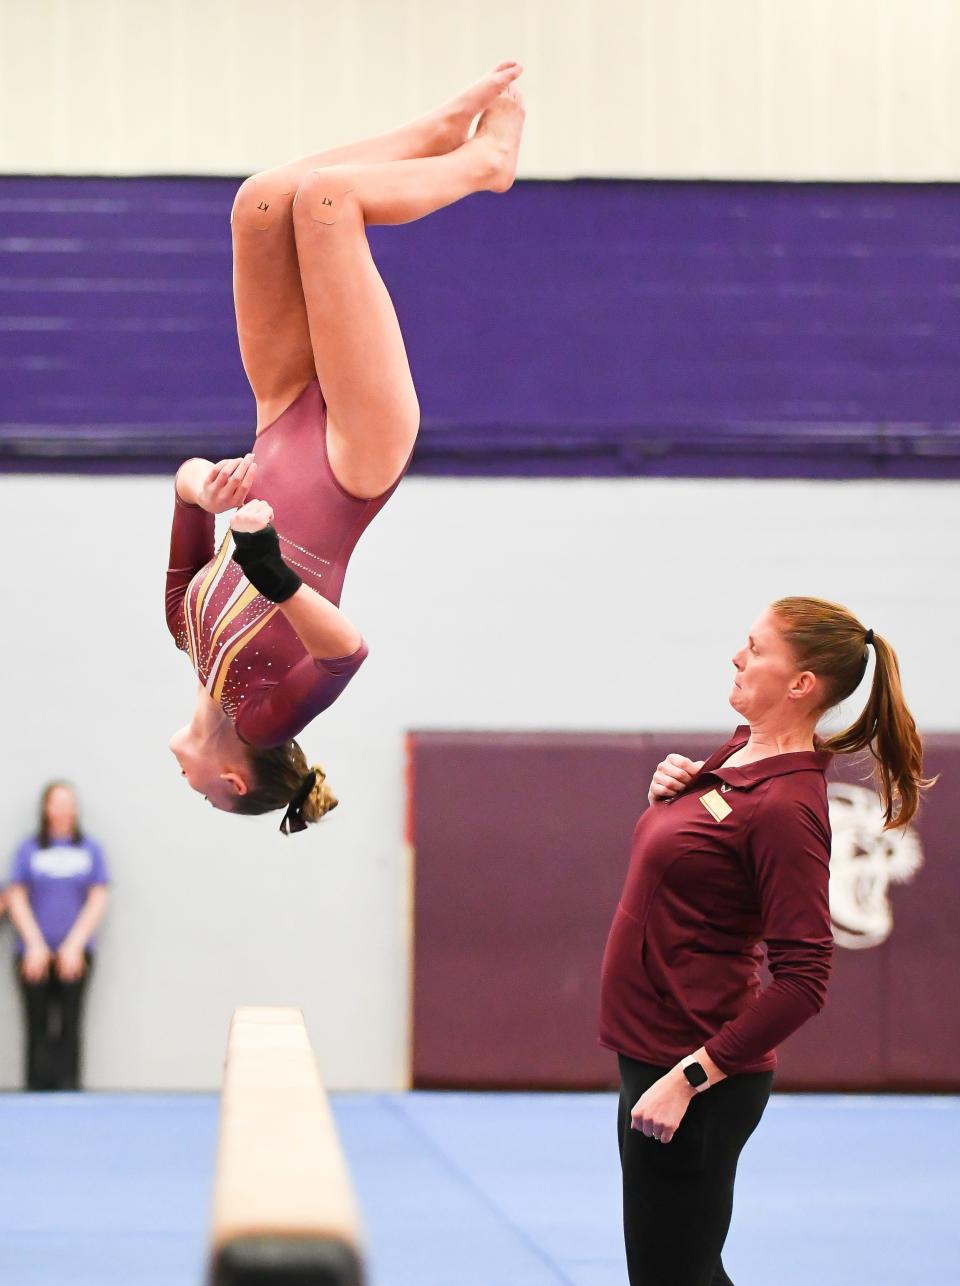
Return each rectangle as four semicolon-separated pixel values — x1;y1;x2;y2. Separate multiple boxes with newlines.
9;837;109;952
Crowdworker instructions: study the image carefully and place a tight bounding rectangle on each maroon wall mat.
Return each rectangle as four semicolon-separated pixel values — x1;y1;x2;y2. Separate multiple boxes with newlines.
409;731;958;1090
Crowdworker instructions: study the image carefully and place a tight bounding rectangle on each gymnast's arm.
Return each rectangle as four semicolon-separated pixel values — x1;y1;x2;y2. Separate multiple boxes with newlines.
277;584;363;661
165;455;258;639
228;503;368;746
229;498;362;661
234;588;367;748
235;631;369;748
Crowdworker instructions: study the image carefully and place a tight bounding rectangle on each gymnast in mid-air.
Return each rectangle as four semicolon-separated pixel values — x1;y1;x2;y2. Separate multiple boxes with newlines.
165;63;525;831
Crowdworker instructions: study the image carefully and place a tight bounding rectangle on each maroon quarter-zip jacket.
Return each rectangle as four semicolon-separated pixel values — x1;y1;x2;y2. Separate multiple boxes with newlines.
599;726;834;1076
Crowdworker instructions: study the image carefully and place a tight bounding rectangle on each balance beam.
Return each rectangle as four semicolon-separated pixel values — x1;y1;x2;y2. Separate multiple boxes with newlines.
207;1007;364;1285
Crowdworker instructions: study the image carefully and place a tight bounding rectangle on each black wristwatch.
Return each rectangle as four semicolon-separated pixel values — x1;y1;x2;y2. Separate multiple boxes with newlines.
681;1056;709;1092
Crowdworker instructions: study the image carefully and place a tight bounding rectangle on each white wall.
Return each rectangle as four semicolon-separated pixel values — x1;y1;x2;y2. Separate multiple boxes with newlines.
3;0;960;180
0;471;955;1090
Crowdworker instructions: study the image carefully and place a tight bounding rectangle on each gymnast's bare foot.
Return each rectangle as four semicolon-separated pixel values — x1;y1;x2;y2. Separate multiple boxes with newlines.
473;84;526;193
432;61;524;152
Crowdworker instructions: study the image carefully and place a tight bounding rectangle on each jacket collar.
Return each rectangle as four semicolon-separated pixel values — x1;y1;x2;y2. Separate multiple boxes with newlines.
697;725;832;791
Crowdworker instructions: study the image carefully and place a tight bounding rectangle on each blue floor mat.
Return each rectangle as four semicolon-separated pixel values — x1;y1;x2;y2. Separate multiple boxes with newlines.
0;1092;956;1285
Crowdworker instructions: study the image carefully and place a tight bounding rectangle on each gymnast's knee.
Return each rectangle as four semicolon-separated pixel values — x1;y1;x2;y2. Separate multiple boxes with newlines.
292;168;363;231
231;170;296;232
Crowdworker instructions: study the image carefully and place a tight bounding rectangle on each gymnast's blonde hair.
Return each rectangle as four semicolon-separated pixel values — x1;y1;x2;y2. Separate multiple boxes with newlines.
299;765;339;825
231;738;338;826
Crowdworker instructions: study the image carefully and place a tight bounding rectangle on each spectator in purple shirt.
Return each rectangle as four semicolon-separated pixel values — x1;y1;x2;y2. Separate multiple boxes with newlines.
6;782;109;1091
600;596;930;1286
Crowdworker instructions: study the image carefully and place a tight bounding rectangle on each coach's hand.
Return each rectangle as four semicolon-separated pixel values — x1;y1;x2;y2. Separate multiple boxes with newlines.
648;754;704;806
630;1067;696;1145
231;499;275;533
196;454;258;514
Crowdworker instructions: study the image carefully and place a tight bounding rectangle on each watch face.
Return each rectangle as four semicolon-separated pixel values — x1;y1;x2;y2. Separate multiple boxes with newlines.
683;1061;709;1088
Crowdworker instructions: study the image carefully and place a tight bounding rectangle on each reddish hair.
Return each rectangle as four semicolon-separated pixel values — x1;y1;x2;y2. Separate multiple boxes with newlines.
772;596;932;830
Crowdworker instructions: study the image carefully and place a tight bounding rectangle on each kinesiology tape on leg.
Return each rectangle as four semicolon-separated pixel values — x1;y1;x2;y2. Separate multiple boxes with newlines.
299;170;356;226
231;526;302;603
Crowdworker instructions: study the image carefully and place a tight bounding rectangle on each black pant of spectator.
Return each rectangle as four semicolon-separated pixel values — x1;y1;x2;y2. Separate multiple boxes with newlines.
618;1053;773;1286
16;954;93;1091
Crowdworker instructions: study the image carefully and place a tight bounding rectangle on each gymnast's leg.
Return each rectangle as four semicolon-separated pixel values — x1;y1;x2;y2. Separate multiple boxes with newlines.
230;62;523;431
291;84;526;498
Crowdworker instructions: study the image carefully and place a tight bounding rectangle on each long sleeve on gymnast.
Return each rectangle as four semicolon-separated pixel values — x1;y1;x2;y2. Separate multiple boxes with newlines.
703;790;834;1076
235;642;369;748
164;489;215;639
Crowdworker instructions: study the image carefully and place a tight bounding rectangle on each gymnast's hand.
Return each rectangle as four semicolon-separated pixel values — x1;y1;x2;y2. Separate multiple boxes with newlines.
196;454;258;514
648;754;705;805
231;499;275;533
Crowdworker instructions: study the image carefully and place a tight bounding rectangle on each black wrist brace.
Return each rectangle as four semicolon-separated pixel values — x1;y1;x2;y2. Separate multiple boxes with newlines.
231;525;302;603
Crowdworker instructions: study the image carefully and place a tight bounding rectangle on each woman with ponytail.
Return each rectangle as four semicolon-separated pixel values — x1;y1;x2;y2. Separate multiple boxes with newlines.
599;596;929;1286
164;64;525;830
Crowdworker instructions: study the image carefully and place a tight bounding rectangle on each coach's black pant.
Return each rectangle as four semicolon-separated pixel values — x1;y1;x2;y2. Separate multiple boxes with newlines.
618;1054;773;1286
16;955;92;1091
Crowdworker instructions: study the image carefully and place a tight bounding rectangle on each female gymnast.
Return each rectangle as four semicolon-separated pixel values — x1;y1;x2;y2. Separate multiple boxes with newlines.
165;64;525;832
599;597;931;1286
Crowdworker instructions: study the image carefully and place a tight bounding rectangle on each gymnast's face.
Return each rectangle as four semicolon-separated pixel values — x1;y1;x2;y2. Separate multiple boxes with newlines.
729;607;819;725
168;725;251;811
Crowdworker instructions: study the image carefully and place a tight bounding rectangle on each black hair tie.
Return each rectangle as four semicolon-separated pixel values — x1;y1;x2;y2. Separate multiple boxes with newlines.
279;770;317;836
864;628;875;646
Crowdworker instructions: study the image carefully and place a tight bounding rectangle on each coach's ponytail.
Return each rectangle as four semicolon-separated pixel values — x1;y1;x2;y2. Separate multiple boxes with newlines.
772;598;932;830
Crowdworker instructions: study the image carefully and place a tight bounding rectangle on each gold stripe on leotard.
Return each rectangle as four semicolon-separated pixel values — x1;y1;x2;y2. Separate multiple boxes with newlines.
211;606;280;705
183;599;196;668
194;534;234;648
206;583;262;665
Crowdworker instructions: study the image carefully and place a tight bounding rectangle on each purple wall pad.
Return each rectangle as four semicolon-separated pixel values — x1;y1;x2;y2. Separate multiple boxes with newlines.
2;176;960;478
409;731;959;1090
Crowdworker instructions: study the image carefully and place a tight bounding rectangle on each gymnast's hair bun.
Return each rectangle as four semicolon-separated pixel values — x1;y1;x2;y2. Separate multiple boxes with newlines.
301;765;339;824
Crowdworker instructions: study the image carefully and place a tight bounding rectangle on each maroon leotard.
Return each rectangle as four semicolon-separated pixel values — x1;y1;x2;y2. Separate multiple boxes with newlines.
164;380;404;748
